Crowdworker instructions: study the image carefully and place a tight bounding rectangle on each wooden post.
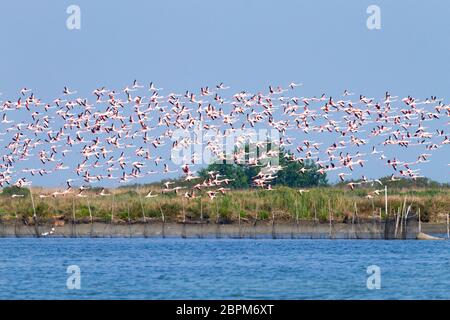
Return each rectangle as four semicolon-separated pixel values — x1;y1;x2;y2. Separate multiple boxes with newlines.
215;199;220;239
200;197;204;238
314;202;317;223
87;198;93;223
238;199;242;239
200;197;203;222
384;185;388;219
29;188;39;237
383;185;388;239
329;204;333;239
371;198;375;220
292;198;297;239
313;201;317;239
399;207;404;239
252;194;257;239
353;202;358;239
138;188;148;238
399;197;407;239
159;202;165;238
110;190;115;238
72;196;76;237
138;187;146;223
0;207;3;238
328;199;333;239
181;197;186;239
447;213;449;239
182;197;186;223
418;207;421;233
111;191;115;223
254;190;259;220
14;203;19;238
127;204;132;238
394;207;400;239
87;198;93;237
271;211;276;239
72;196;76;222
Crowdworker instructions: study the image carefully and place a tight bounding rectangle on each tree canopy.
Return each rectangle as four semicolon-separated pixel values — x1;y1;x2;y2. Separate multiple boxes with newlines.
198;147;327;189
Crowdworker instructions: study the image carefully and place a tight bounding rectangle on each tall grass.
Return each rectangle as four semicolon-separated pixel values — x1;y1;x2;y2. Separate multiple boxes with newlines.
0;186;449;223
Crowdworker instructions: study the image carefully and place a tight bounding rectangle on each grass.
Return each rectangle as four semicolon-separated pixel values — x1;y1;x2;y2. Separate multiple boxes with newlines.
0;186;449;223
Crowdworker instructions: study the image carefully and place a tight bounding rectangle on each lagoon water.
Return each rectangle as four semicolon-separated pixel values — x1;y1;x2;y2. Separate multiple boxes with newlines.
0;238;449;299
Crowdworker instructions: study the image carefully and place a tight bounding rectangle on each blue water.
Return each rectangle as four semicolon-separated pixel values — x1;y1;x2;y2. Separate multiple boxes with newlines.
0;238;449;299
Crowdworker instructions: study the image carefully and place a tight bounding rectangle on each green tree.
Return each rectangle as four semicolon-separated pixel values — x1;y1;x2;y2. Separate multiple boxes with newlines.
1;186;30;197
199;147;327;188
273;155;327;187
199;162;249;188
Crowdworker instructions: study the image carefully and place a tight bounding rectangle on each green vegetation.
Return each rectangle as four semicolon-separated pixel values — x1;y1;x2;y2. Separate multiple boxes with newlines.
1;186;30;197
198;147;327;188
0;184;448;224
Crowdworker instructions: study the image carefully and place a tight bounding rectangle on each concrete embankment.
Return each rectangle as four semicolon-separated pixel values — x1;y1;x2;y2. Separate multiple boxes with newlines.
0;220;442;239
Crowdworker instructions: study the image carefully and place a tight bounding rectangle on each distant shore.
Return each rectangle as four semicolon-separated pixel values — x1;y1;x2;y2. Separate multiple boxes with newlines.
0;221;447;239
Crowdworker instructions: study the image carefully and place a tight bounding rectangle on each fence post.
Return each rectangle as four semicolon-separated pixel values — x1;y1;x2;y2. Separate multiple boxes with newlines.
329;203;333;239
447;213;449;239
87;198;93;237
72;196;76;237
30;188;39;237
418;207;421;233
384;185;388;219
159;202;165;238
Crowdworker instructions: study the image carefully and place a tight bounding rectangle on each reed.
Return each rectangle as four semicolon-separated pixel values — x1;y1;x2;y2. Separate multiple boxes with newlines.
0;186;449;224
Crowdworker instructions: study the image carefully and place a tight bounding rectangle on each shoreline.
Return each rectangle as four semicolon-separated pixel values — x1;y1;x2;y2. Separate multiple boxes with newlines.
0;221;447;239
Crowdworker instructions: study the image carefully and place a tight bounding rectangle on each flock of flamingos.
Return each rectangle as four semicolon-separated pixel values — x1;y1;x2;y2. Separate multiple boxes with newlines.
0;81;449;201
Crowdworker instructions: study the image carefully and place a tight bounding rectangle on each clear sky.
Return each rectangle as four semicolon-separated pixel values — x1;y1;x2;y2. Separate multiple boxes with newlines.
0;0;449;186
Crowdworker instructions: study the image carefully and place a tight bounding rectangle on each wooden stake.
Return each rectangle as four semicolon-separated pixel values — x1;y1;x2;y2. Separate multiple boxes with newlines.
159;202;165;238
399;197;407;239
238;199;242;239
418;207;421;233
181;197;186;239
29;188;39;237
394;207;400;239
314;202;317;223
371;198;375;220
111;191;115;223
199;197;204;238
182;197;186;223
447;213;449;239
384;185;388;220
271;211;276;239
72;196;76;238
127;204;131;238
329;205;333;239
200;197;203;222
328;199;333;239
215;199;220;239
14;203;18;238
87;198;93;223
87;198;93;237
353;202;358;239
138;186;146;223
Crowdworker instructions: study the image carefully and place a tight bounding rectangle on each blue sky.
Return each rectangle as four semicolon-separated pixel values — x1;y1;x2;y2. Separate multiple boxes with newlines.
0;0;449;186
